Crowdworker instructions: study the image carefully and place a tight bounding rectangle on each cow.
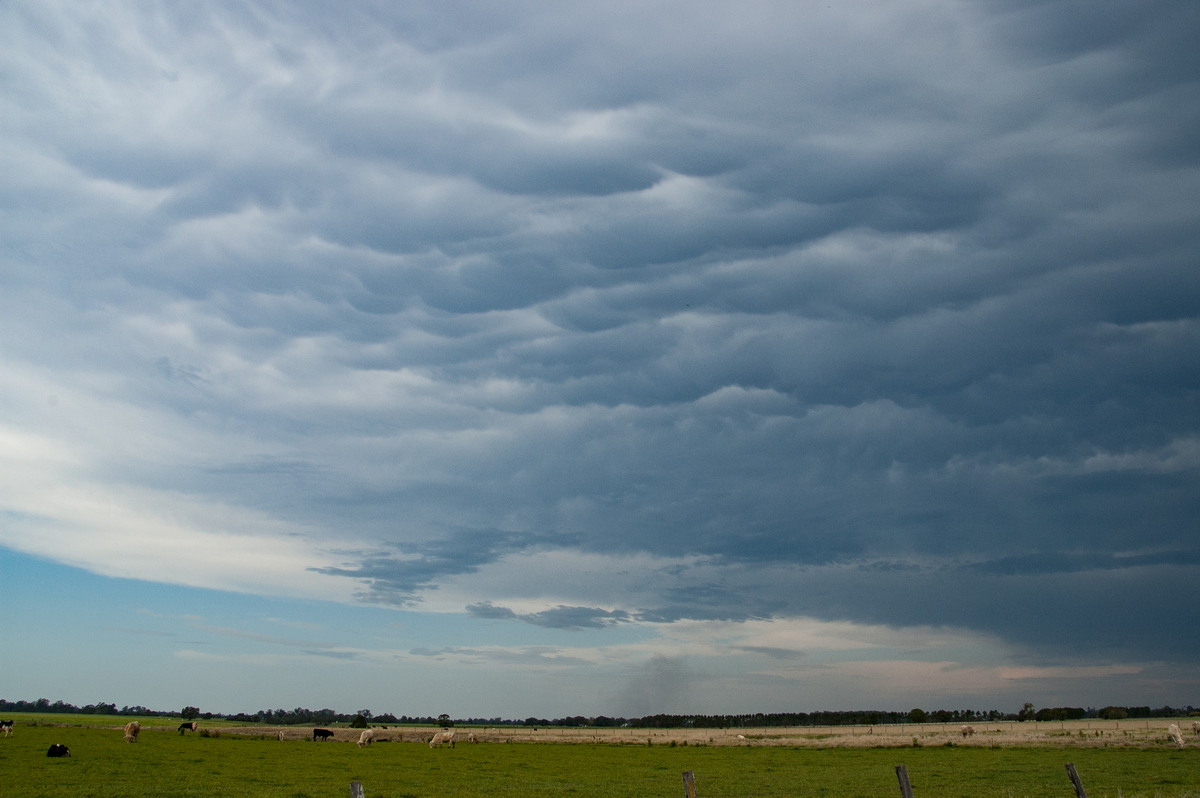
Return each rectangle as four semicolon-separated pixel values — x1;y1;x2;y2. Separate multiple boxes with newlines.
357;728;376;747
467;732;478;743
124;721;140;743
47;743;71;757
0;720;13;737
429;729;455;748
1192;721;1200;736
1168;723;1185;747
960;725;976;737
178;721;198;735
278;730;285;741
313;728;334;741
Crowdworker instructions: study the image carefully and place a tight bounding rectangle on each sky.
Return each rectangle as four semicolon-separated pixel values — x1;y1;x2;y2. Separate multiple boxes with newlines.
2;0;1198;721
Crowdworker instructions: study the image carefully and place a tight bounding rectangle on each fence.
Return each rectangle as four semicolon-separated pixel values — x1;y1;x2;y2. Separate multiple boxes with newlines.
348;761;1112;797
691;762;1094;798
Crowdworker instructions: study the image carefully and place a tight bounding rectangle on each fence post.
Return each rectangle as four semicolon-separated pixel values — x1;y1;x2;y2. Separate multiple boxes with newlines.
349;781;365;798
682;770;697;798
1064;763;1087;798
895;765;914;798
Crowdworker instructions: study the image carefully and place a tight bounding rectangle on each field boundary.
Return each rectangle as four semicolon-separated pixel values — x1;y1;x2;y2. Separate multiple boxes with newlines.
7;714;1196;749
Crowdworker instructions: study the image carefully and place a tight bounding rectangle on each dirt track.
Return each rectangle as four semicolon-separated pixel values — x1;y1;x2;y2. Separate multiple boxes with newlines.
221;718;1197;749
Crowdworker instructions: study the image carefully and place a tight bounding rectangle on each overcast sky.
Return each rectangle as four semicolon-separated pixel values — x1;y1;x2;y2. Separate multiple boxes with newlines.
2;0;1198;720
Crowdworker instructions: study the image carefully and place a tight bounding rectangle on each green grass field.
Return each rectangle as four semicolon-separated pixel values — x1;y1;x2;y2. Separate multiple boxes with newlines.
2;716;1196;798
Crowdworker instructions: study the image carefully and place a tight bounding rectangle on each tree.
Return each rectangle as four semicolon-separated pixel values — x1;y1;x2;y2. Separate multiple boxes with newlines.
437;713;453;728
350;714;369;729
181;706;200;720
907;708;927;723
1018;703;1036;721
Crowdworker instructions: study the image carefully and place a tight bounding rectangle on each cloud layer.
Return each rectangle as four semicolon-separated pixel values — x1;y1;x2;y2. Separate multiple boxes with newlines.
2;0;1198;713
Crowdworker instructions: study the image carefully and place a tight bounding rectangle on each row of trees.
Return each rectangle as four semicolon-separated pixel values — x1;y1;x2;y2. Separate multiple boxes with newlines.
3;698;1196;727
0;698;169;717
637;705;1200;727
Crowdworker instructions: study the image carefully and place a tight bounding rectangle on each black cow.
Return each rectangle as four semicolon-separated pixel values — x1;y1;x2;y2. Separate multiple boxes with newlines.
178;721;198;735
0;720;13;736
313;728;334;741
47;743;71;757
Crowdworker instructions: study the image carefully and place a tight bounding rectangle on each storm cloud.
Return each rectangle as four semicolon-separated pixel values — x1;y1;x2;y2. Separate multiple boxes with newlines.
2;0;1197;715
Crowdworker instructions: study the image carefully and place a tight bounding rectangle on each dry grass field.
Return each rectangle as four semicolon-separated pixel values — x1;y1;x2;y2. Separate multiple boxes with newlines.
209;717;1196;749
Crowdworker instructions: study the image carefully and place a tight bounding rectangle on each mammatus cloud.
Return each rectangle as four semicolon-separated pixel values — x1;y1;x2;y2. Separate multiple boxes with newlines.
1;0;1197;714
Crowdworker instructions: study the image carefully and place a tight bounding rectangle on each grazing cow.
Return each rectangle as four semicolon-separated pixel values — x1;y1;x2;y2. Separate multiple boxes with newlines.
467;732;478;744
47;743;71;757
357;728;376;747
1168;723;1185;747
124;721;141;743
178;721;198;735
1192;721;1200;736
960;725;976;737
313;728;334;741
428;730;455;748
0;720;13;737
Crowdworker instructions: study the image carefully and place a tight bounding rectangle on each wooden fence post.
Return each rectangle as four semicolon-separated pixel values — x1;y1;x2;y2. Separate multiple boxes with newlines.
349;780;365;798
895;765;914;798
1065;763;1087;798
682;770;697;798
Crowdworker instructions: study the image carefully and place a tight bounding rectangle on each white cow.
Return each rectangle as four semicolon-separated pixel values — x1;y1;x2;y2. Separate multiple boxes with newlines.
1192;721;1200;736
123;721;140;743
467;732;478;743
357;728;376;747
429;730;456;748
960;725;976;737
1168;723;1185;747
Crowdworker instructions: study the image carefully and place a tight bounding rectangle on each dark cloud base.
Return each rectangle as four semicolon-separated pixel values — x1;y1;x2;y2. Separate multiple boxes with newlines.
3;0;1197;699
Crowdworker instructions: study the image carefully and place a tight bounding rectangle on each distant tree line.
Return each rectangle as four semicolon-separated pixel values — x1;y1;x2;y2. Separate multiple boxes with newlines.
0;698;186;717
3;698;1195;727
585;705;1199;727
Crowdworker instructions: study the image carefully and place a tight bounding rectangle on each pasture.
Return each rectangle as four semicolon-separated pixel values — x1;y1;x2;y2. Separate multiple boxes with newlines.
1;716;1196;798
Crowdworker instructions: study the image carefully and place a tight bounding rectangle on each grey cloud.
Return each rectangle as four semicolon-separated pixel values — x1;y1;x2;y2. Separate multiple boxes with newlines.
312;528;548;605
408;643;472;657
738;647;805;661
467;602;631;630
318;108;665;198
410;645;591;667
462;603;518;622
3;0;1197;692
304;649;361;661
967;549;1200;576
770;557;1200;661
635;583;781;624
